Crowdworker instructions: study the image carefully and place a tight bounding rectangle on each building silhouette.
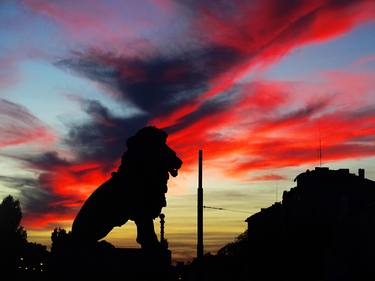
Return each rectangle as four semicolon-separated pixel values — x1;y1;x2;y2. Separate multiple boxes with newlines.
245;167;375;281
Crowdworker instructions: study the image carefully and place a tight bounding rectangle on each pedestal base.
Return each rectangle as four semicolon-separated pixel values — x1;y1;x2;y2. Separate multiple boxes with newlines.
50;243;172;280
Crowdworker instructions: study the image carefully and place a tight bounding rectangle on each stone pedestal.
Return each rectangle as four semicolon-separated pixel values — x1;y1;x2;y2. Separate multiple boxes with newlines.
50;244;173;280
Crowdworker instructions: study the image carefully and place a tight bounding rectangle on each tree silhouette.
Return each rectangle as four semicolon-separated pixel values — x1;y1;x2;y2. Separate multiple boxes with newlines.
0;195;27;241
51;227;71;254
0;195;27;273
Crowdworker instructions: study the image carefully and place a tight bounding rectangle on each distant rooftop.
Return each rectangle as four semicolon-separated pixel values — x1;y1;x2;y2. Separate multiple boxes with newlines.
294;167;367;182
246;167;374;222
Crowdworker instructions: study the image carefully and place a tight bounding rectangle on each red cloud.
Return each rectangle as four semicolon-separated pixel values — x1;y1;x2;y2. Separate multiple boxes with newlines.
20;158;114;229
158;0;375;120
195;0;375;56
24;212;74;230
165;67;375;177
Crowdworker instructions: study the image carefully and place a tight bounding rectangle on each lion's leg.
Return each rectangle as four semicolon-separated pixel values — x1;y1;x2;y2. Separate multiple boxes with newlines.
72;217;115;244
134;218;159;249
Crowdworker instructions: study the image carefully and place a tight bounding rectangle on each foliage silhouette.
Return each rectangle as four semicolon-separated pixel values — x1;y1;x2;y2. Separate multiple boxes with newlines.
0;195;27;273
51;227;71;253
0;195;48;277
0;195;27;242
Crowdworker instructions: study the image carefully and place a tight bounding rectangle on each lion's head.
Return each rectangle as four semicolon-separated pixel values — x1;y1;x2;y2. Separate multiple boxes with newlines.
120;126;182;179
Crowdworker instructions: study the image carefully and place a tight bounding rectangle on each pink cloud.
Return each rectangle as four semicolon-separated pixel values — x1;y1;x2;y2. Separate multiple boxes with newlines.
251;174;288;181
0;99;55;148
23;0;135;48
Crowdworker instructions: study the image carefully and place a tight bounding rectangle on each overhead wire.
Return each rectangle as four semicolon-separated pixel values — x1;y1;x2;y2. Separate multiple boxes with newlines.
203;205;250;214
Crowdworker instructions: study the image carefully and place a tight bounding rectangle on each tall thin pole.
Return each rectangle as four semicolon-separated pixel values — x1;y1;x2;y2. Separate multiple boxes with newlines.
197;149;203;258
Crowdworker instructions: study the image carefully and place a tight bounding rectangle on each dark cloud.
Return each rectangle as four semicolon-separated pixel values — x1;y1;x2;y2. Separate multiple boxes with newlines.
54;0;373;158
26;151;70;171
53;0;373;167
58;45;245;117
0;175;38;190
276;99;330;122
166;87;240;133
350;135;375;143
54;42;247;165
64;98;146;165
0;175;73;216
350;107;375;119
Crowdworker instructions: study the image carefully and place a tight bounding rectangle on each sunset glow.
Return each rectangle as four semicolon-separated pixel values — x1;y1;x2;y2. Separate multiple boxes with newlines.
1;0;375;261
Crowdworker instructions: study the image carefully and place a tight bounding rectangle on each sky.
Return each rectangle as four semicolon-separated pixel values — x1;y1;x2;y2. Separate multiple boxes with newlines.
0;0;375;261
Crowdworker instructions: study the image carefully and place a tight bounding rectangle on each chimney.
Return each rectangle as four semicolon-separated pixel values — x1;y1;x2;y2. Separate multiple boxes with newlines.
358;168;365;179
197;150;204;258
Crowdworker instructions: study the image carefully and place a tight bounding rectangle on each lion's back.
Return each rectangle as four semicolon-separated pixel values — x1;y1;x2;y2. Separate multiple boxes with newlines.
71;177;126;239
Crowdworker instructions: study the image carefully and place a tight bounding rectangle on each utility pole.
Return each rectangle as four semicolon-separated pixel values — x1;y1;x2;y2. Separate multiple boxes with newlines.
197;149;204;258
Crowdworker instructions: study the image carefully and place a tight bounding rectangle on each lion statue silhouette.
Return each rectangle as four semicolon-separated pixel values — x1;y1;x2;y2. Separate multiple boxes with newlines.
71;126;182;249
